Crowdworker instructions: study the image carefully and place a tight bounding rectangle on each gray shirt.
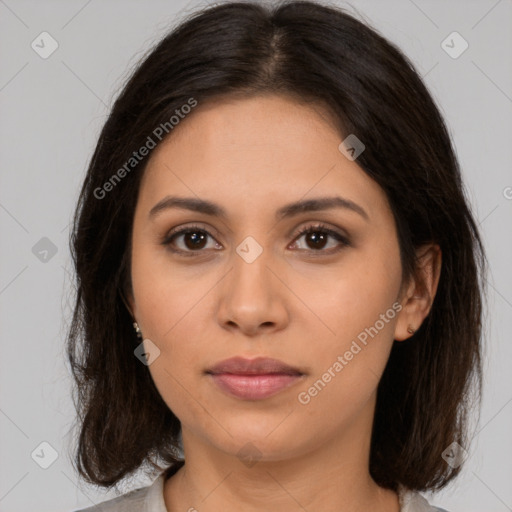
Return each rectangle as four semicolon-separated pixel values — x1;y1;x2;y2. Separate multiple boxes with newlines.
72;469;450;512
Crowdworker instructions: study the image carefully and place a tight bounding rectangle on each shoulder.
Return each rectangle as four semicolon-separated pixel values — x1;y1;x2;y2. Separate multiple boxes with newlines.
71;472;166;512
71;486;149;512
398;485;451;512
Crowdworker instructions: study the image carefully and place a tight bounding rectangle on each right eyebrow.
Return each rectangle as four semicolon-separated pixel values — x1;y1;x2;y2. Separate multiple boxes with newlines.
149;196;227;219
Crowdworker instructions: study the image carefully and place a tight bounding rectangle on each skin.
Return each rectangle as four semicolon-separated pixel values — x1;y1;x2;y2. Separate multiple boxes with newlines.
127;94;441;512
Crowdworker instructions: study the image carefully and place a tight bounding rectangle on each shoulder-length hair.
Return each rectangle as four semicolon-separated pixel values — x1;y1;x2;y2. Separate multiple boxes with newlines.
67;0;486;493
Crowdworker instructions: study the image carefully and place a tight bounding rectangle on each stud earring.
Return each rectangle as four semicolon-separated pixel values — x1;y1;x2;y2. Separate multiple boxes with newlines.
133;322;143;339
407;325;416;334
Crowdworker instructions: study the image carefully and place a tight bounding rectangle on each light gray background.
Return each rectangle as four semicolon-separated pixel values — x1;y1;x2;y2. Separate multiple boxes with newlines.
1;0;511;511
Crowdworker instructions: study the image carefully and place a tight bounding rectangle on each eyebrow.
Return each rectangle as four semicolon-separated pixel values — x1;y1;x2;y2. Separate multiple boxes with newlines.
149;195;369;222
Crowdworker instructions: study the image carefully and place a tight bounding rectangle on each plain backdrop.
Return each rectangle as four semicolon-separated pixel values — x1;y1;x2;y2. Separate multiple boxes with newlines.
0;0;511;511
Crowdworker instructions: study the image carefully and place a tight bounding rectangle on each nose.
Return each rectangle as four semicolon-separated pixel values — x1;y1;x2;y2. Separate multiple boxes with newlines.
215;245;289;337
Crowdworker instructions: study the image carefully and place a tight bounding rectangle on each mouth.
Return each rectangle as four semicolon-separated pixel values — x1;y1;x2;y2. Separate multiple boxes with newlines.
205;356;305;400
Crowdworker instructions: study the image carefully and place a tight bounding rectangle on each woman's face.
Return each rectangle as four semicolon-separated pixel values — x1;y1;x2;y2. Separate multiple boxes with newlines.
129;94;410;462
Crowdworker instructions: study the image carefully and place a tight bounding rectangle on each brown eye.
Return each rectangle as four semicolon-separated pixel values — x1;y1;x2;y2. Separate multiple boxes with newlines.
290;224;350;253
162;225;222;255
179;230;208;250
303;231;329;250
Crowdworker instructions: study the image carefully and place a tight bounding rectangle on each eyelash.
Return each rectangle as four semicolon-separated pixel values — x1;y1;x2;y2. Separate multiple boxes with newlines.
161;222;350;257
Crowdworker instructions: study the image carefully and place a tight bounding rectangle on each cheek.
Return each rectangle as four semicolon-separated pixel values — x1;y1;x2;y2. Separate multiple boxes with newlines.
131;242;209;337
296;243;401;396
305;242;401;341
132;266;209;418
130;245;217;368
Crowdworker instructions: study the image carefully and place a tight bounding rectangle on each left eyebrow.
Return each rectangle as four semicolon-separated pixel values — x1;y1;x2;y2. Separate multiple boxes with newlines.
148;195;369;222
275;196;369;222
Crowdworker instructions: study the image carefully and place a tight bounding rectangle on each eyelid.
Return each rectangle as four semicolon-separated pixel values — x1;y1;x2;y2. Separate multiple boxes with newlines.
291;222;349;241
162;222;220;241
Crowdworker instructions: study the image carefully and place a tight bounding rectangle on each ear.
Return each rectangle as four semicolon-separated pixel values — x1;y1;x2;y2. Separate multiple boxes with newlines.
394;243;442;341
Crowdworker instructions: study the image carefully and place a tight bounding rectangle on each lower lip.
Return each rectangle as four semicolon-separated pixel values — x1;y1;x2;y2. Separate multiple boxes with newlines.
209;373;303;400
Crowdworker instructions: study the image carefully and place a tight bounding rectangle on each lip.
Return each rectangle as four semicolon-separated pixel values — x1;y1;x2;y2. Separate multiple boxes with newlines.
206;357;305;400
207;356;303;375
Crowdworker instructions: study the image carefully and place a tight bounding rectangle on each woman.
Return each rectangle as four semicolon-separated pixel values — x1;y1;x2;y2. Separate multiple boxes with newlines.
68;1;486;511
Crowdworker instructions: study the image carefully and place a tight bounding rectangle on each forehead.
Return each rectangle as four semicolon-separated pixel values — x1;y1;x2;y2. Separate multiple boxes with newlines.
147;94;342;172
138;94;389;225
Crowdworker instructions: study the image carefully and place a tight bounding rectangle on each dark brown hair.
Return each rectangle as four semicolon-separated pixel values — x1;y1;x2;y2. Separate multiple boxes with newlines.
67;0;486;494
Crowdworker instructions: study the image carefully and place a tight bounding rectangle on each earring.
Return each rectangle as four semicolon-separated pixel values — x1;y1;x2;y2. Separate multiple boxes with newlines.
407;325;416;334
133;322;143;339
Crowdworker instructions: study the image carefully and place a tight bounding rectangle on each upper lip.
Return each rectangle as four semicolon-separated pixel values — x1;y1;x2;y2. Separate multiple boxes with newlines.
206;356;304;375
